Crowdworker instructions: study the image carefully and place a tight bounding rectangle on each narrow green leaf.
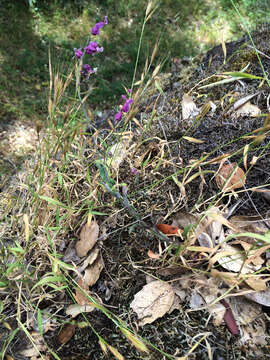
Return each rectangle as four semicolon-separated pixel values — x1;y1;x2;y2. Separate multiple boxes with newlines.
223;71;264;80
38;195;69;209
32;275;65;290
37;309;43;336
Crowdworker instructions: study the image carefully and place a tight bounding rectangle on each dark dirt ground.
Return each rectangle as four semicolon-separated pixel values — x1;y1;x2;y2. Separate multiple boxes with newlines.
3;26;270;360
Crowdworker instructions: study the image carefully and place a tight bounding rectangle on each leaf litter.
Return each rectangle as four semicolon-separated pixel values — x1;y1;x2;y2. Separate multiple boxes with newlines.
131;205;270;347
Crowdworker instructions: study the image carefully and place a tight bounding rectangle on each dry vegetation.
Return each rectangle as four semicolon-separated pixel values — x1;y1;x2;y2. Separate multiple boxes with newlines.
1;2;270;360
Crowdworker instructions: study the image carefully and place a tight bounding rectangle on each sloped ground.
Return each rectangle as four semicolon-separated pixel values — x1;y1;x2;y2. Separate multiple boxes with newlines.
1;26;270;360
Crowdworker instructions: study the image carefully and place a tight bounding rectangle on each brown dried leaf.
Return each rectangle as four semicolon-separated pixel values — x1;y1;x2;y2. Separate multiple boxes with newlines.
216;162;246;191
84;255;104;287
74;279;91;305
244;277;268;291
130;281;174;326
58;324;75;345
147;249;161;259
77;247;100;273
76;221;99;257
211;269;241;287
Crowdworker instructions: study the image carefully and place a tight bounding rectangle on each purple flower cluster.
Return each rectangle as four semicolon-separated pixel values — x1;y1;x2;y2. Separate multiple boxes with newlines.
115;92;133;122
73;16;107;78
81;64;96;77
91;16;108;35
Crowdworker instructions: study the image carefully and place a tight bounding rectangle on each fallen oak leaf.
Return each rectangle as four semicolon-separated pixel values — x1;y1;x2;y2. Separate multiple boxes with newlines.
76;220;99;257
84;255;104;287
130;281;174;326
216;162;246;191
156;223;182;236
58;323;75;345
74;278;91;305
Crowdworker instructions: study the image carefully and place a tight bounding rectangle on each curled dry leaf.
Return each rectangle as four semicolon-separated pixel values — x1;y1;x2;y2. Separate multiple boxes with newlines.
84;255;104;287
216;162;246;191
156;223;181;235
76;221;99;257
58;324;75;345
130;281;174;326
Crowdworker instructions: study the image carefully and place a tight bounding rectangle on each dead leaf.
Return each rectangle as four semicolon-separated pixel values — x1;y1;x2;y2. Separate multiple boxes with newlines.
245;288;270;306
156;223;181;235
130;281;174;325
234;101;261;118
210;243;260;274
58;323;75;345
74;279;91;305
181;93;200;120
182;136;204;144
84;255;104;287
220;298;239;335
19;332;46;357
77;247;100;273
216;162;246;191
106;138;131;169
244;277;268;291
66;304;95;318
76;221;99;257
147;249;161;259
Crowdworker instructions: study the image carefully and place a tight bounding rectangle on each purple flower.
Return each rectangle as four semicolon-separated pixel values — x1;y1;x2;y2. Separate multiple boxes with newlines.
74;48;83;59
122;99;133;113
91;16;108;36
115;112;122;122
114;94;133;123
84;41;104;55
130;167;139;175
81;64;96;77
